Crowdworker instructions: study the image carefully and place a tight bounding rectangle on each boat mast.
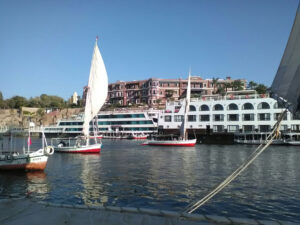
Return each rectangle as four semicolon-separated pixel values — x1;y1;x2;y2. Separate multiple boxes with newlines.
181;70;191;140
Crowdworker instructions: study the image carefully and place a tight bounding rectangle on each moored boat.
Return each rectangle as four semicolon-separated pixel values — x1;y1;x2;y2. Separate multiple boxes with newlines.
52;37;108;153
128;133;148;139
142;72;197;147
0;130;54;171
282;132;300;145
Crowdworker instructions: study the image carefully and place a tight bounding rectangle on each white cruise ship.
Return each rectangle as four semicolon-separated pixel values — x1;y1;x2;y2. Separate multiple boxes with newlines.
158;91;300;142
43;109;159;138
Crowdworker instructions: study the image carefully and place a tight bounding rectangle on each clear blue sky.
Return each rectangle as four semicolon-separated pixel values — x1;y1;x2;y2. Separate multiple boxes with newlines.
0;0;298;100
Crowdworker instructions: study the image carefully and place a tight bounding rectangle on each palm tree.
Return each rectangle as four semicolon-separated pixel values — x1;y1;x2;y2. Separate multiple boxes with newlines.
232;80;244;91
224;82;231;92
248;81;257;90
212;77;219;94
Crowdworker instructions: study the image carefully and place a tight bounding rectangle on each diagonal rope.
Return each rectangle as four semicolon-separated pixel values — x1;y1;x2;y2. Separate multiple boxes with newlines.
184;109;288;214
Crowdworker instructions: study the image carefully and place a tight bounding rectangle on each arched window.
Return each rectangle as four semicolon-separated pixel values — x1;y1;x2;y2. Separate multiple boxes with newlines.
257;102;270;109
200;104;210;111
213;104;224;111
227;103;238;110
189;105;196;111
242;103;254;110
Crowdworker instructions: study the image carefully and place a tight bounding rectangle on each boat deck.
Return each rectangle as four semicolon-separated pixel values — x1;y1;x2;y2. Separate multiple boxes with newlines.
0;198;296;225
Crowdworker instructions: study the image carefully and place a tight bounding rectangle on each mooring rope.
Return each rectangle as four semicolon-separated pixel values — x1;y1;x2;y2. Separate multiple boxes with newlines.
184;109;288;214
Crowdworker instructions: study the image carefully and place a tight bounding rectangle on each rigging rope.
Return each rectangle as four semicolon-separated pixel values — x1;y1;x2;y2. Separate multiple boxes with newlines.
184;109;288;214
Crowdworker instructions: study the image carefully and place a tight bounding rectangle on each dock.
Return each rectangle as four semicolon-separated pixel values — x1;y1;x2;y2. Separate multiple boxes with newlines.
0;198;296;225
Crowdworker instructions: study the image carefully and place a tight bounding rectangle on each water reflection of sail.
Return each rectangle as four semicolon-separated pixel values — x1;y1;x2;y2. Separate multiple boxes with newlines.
79;155;106;206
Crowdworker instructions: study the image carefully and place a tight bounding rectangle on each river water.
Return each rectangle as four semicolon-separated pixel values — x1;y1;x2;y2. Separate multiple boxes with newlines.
0;137;300;222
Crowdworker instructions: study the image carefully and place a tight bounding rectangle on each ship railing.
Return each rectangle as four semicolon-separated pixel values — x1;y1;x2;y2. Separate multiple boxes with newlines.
166;94;270;105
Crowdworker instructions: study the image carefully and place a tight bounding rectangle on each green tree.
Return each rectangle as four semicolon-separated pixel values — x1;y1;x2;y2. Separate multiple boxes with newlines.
232;80;244;91
248;81;257;90
255;84;268;94
28;97;41;107
7;96;28;108
223;82;231;92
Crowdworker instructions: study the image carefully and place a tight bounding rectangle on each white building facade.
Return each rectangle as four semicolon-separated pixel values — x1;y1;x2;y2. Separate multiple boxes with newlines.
158;94;300;133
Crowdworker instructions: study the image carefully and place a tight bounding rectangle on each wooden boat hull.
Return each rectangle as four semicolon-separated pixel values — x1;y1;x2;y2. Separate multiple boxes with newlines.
54;143;101;153
0;149;49;171
143;139;197;147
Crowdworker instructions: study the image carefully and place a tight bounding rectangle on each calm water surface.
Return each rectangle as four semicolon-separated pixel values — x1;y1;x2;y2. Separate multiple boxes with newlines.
0;137;300;222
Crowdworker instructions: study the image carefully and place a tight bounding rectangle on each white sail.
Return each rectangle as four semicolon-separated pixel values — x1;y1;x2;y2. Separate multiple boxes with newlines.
180;73;191;139
82;39;108;137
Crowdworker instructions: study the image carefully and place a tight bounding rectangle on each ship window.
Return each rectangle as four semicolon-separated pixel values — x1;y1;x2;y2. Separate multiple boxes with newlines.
200;105;209;111
258;102;270;109
227;103;238;110
213;104;223;111
189;105;196;111
242;103;254;110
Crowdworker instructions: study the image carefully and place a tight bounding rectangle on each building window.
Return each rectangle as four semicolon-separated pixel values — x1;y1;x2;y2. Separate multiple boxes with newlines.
228;125;239;132
257;102;270;109
199;115;210;121
258;113;270;121
213;114;224;121
227;114;239;121
243;114;254;121
291;113;300;120
164;115;172;122
213;125;224;132
280;125;288;131
274;102;285;109
292;124;300;131
227;103;238;110
213;104;224;111
259;125;270;132
189;105;196;111
174;115;183;122
274;113;287;121
243;125;254;132
188;115;197;122
200;105;209;111
242;103;254;110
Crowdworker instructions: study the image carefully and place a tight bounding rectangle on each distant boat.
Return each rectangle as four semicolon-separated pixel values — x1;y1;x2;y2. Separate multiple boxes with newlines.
143;73;197;147
128;133;148;140
0;126;54;171
52;38;108;153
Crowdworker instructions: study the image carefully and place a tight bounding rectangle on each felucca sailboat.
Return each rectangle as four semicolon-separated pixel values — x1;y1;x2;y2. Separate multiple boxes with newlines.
143;73;197;147
52;37;108;153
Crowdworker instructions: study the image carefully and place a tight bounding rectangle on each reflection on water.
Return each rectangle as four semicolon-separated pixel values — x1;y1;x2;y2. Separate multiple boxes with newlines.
0;137;300;222
0;171;49;199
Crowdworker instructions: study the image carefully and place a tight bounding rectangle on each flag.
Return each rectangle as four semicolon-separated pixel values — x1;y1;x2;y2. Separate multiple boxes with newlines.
27;137;32;145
